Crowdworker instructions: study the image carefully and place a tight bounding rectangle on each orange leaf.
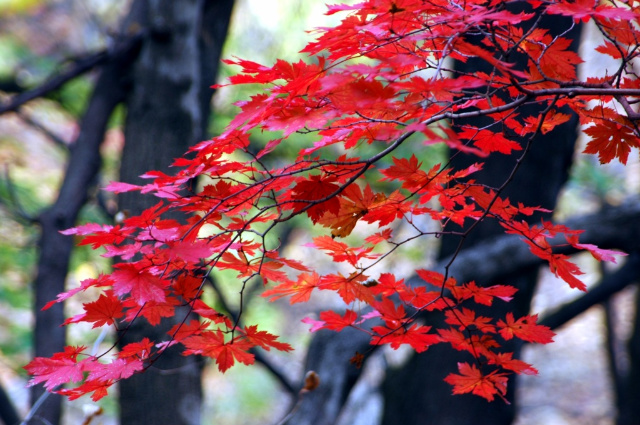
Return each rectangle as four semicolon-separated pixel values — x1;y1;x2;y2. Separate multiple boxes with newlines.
262;272;320;304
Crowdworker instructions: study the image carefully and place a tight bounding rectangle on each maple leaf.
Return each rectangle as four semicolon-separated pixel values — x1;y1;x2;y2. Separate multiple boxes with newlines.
65;291;124;328
548;254;586;291
444;362;508;402
103;181;142;194
445;308;496;334
24;346;90;391
43;275;114;310
380;155;427;189
163;239;214;263
183;331;255;372
583;120;639;164
488;352;538;375
123;298;178;326
318;272;374;304
289;174;341;223
459;128;522;155
317;184;387;237
546;0;636;23
365;228;393;244
308;236;377;266
568;240;627;263
458;281;518;306
58;379;111;402
242;325;293;352
522;110;571;135
497;313;555;344
87;358;144;382
371;324;440;353
262;272;320;304
111;264;169;305
119;338;154;359
318;309;358;331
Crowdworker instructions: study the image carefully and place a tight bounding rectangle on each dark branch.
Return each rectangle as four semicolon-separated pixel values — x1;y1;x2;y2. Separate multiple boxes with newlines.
539;252;640;330
0;32;145;115
438;197;640;284
28;32;142;425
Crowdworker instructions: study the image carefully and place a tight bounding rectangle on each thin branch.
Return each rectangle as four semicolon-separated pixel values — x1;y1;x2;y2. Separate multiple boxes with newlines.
206;275;297;395
1;164;36;223
15;110;69;149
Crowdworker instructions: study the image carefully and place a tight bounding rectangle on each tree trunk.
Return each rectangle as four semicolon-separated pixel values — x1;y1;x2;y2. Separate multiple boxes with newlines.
617;283;640;425
117;1;233;424
28;36;139;425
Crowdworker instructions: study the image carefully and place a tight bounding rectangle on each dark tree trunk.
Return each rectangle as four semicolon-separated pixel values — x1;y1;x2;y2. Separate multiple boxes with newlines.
117;1;233;424
381;10;581;425
28;36;139;425
617;284;640;425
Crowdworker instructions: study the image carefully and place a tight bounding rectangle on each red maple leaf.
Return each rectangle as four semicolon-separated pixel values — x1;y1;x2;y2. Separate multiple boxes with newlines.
112;264;168;305
583;120;639;164
444;362;508;402
183;331;255;372
262;272;320;304
24;346;90;391
289;174;341;223
497;313;555;344
488;352;538;375
87;358;144;382
242;325;293;352
65;290;124;328
371;324;440;352
458;281;518;306
318;309;358;331
459;128;522;155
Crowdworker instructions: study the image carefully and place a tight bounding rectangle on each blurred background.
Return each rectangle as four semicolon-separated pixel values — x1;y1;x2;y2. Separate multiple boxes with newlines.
0;1;639;424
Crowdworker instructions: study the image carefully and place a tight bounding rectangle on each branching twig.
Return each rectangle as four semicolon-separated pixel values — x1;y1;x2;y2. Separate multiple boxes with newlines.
206;275;297;395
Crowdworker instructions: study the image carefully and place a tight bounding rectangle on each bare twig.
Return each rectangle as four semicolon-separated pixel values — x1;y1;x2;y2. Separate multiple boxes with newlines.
1;164;36;223
15;110;69;149
206;275;297;395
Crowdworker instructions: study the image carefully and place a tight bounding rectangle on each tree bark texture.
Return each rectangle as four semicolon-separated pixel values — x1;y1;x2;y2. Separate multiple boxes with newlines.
117;1;233;424
282;328;372;425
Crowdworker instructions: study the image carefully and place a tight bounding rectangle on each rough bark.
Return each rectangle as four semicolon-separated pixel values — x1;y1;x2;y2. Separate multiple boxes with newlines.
117;1;233;424
28;36;140;425
282;328;372;425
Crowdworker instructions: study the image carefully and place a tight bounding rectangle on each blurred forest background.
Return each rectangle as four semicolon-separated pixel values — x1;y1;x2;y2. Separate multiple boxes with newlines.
0;1;639;424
